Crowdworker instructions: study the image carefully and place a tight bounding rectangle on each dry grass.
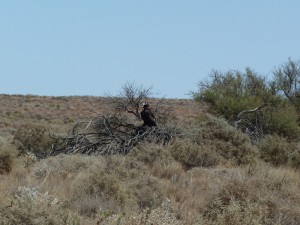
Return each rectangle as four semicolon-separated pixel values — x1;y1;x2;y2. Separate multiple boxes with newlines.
258;134;300;168
1;94;300;224
1;150;300;224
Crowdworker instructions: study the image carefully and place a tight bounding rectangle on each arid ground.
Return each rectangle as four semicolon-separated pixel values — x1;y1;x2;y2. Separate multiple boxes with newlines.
1;94;300;225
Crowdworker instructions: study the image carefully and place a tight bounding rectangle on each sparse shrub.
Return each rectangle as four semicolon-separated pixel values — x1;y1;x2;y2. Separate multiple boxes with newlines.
102;200;181;225
289;148;300;169
258;135;300;168
170;139;221;169
105;155;166;210
129;175;164;209
51;154;167;217
32;154;97;178
21;152;38;168
199;164;300;225
168;114;259;169
192;114;259;166
70;170;127;216
13;124;55;157
0;151;13;174
151;160;184;181
0;186;80;225
128;144;173;166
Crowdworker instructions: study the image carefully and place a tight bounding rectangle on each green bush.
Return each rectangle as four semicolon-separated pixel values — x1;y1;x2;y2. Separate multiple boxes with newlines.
194;69;273;119
266;103;300;139
194;68;300;140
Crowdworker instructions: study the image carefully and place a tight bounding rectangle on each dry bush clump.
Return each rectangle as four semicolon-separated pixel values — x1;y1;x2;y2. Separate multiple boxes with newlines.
190;114;259;166
169;139;222;169
70;170;127;217
258;134;300;168
198;163;300;225
95;200;182;225
32;154;101;179
0;150;13;174
2;149;300;225
29;153;165;219
0;155;82;225
128;143;174;166
0;186;81;225
128;143;185;180
13;124;55;158
139;161;300;225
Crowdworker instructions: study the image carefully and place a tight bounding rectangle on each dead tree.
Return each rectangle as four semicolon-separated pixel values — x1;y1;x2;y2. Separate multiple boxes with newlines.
108;82;153;119
107;82;173;125
273;59;300;103
234;103;269;141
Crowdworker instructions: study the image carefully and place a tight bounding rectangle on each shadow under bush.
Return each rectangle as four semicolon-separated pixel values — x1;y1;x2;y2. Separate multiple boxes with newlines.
0;150;13;174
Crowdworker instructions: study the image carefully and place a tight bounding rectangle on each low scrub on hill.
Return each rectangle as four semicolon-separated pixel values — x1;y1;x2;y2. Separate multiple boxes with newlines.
169;114;259;170
1;87;300;224
1;147;300;225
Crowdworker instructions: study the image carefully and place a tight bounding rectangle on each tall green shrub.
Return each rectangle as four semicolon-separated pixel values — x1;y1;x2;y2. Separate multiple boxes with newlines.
194;68;272;120
194;68;300;139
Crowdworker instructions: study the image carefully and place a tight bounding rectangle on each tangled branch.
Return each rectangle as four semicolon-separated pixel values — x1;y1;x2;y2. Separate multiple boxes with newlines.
234;103;269;141
49;115;181;157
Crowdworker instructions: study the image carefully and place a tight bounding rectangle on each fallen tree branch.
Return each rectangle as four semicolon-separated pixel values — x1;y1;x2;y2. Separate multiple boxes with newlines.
48;115;181;157
234;103;269;141
236;103;268;121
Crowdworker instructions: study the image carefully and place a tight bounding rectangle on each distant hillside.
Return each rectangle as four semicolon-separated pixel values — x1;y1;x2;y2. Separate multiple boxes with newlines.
2;94;300;225
0;94;207;144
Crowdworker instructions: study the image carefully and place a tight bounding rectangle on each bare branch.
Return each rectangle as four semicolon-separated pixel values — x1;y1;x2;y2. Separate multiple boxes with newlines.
107;82;153;119
234;103;270;141
49;115;181;157
236;103;268;120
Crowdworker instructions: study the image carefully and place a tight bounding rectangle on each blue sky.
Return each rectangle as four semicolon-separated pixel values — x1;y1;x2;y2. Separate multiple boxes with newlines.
1;1;299;99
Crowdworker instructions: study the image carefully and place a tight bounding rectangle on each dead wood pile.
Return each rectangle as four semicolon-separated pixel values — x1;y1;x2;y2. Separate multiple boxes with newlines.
50;115;182;156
